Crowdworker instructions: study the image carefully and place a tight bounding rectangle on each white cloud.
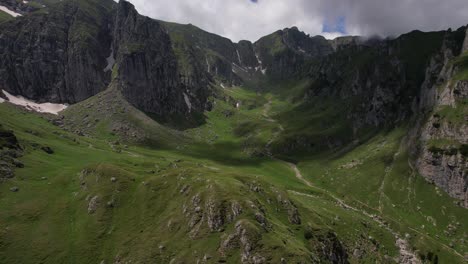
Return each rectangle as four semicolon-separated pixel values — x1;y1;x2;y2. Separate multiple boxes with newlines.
123;0;468;42
125;0;325;42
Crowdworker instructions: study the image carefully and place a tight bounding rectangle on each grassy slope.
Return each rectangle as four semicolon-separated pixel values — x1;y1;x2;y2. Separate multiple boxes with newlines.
258;75;468;262
1;80;466;263
0;89;395;263
0;15;466;262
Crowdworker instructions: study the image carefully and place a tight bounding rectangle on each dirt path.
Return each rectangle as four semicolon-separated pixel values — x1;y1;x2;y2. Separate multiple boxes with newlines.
378;149;400;213
289;162;421;264
261;99;423;264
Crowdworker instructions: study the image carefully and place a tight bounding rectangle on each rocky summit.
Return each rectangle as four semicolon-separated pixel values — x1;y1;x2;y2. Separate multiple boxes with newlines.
0;0;467;263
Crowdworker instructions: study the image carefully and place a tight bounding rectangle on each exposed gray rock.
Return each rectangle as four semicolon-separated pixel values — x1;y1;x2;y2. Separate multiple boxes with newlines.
10;186;19;192
309;231;349;264
255;27;333;80
417;60;468;207
462;27;468;53
276;193;301;225
229;201;243;221
254;212;267;227
454;80;468;100
219;220;262;264
88;195;100;214
112;1;189;116
205;197;226;232
418;151;467;207
0;0;114;104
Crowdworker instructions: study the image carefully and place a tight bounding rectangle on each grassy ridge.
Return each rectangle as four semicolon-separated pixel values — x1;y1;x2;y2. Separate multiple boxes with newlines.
0;78;467;263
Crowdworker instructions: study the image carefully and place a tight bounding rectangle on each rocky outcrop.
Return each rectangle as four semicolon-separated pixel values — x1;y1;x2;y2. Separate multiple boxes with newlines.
0;0;212;117
276;193;301;224
183;193;245;238
418;150;467;206
462;27;468;53
87;195;100;214
417;78;468;207
415;28;468;207
112;0;189;116
306;30;450;129
255;27;333;79
219;220;263;264
235;40;259;69
305;229;349;264
0;124;22;180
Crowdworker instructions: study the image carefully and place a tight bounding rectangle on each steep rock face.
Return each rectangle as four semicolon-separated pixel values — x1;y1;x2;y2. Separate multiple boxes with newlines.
254;27;333;79
416;63;467;207
0;0;212;117
305;30;451;130
0;0;114;103
329;36;363;51
235;40;259;69
463;27;468;53
112;1;192;116
306;27;468;205
161;21;243;86
412;27;468;207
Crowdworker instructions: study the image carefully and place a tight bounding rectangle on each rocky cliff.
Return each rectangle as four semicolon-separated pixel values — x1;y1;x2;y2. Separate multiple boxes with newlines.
0;0;114;104
0;0;211;117
415;28;468;207
0;0;338;115
463;27;468;53
254;27;333;79
111;1;189;116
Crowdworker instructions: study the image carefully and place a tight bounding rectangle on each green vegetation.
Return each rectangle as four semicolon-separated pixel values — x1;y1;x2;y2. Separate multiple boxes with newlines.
435;101;468;125
453;51;468;80
256;30;287;56
1;78;466;263
0;10;13;24
0;5;466;262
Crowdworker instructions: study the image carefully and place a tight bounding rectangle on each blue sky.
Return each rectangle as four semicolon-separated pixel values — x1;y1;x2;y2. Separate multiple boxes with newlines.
322;16;347;35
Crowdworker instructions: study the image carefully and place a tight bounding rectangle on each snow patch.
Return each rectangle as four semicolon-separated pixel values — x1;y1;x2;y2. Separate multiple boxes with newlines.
254;53;266;75
0;97;4;103
255;53;262;65
236;49;242;65
220;83;226;89
103;47;115;72
183;93;192;113
232;63;248;73
0;5;22;17
206;57;210;73
1;90;67;115
236;102;240;109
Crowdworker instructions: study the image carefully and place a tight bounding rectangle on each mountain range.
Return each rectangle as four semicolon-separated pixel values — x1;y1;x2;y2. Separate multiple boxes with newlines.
0;0;467;263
